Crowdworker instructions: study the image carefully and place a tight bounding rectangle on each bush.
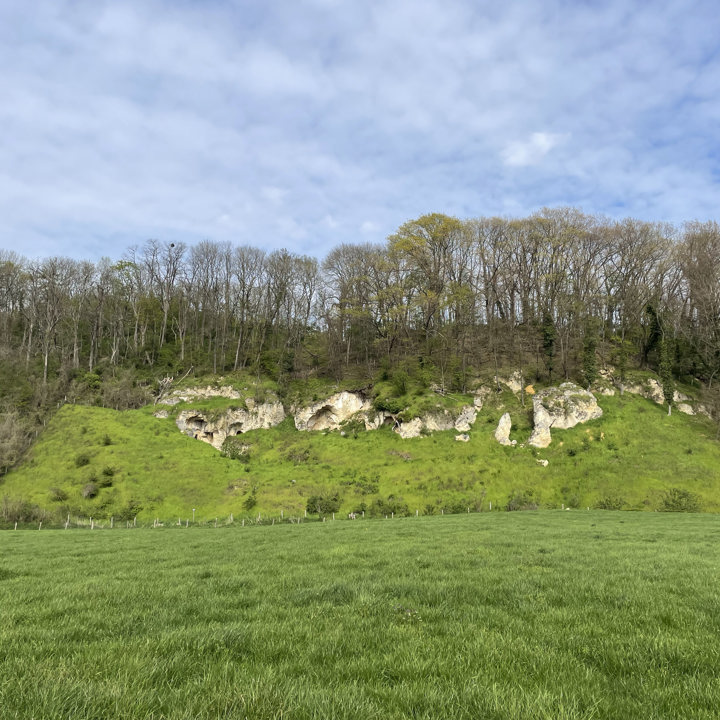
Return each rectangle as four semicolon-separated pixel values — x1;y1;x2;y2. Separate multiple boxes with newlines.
372;395;403;415
595;495;627;510
368;495;409;518
391;370;409;396
506;490;539;511
221;437;251;462
48;487;68;502
242;493;257;511
82;483;99;499
102;434;112;446
660;488;702;513
75;453;90;468
306;492;342;516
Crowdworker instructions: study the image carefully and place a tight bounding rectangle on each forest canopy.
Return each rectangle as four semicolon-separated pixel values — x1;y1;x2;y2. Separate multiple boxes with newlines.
1;208;719;419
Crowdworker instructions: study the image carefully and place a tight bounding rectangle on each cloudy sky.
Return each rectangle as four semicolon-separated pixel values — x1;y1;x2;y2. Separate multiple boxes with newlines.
2;0;719;260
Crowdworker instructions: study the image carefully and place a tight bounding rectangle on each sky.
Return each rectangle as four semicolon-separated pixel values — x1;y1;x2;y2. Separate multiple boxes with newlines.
1;0;719;261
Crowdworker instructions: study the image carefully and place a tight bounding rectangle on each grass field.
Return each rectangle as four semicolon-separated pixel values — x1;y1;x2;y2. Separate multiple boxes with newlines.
2;385;720;523
1;511;719;719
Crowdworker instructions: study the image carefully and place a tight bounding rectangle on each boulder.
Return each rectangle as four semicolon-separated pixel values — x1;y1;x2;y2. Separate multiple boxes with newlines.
454;406;477;432
528;383;602;448
176;401;286;450
494;412;513;446
455;434;470;442
676;403;695;415
294;392;371;431
536;459;549;467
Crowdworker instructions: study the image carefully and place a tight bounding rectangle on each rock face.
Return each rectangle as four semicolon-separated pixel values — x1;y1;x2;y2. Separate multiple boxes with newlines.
623;378;689;405
394;405;477;439
501;371;523;394
395;417;424;439
159;385;243;405
473;386;492;409
294;392;372;431
528;383;602;448
454;406;477;432
176;401;285;450
494;412;514;446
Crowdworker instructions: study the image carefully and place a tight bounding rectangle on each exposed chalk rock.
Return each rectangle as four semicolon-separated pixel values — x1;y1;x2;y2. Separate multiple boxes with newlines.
294;392;371;432
159;385;243;405
454;406;478;432
395;418;424;439
494;412;513;446
455;434;470;442
176;401;286;450
473;386;492;409
528;383;602;448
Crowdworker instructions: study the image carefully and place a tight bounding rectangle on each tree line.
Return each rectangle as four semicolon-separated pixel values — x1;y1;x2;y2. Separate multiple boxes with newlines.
1;207;720;470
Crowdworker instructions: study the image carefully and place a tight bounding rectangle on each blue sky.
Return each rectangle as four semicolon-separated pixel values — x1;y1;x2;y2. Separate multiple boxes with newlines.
2;0;719;260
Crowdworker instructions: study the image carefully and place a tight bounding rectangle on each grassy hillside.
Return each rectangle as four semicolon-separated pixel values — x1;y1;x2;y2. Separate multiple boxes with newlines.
1;512;719;719
2;378;719;523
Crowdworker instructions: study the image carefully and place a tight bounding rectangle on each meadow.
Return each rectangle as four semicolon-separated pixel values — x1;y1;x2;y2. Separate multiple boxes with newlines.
1;511;719;719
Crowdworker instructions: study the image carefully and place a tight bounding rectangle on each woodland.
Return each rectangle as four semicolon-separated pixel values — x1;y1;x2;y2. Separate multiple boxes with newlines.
1;207;720;475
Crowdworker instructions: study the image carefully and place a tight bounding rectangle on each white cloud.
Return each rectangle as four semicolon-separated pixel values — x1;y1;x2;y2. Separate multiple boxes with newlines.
502;133;568;167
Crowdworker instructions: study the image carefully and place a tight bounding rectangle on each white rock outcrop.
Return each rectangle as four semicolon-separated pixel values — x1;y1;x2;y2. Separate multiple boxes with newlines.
395;417;424;439
473;386;492;409
494;412;514;446
528;383;603;448
294;392;372;431
623;379;689;405
393;405;478;439
455;434;470;442
454;406;477;432
176;401;286;450
501;371;523;394
159;385;243;405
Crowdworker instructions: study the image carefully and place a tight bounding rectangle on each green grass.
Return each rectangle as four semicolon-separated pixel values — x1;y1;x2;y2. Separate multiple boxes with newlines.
2;389;720;523
1;512;719;718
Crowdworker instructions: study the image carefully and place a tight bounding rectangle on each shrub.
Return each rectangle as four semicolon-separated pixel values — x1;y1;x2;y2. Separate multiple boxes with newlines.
595;495;627;510
82;483;99;499
373;395;403;414
102;434;112;446
242;492;257;511
506;490;539;511
306;492;342;516
101;466;115;477
659;488;702;513
115;499;143;521
368;495;408;518
391;370;409;396
75;453;90;468
49;487;68;502
221;437;251;462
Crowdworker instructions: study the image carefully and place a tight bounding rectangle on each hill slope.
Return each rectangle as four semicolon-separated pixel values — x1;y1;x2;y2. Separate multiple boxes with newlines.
2;377;719;523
